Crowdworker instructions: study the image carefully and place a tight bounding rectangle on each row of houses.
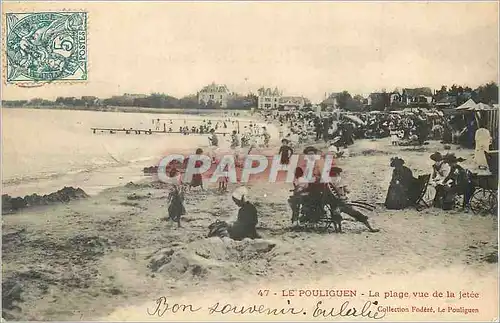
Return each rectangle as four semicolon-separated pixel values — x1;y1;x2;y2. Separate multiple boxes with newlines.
198;83;482;111
256;87;311;110
322;88;435;110
197;82;311;110
321;88;477;111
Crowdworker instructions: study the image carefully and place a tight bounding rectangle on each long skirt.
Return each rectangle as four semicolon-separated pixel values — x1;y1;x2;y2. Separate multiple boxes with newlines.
384;183;410;210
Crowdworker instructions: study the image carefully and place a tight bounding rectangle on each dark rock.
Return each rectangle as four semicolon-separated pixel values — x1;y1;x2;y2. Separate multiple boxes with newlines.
1;187;88;214
143;166;159;174
127;193;148;200
2;194;12;212
125;182;139;188
483;252;498;264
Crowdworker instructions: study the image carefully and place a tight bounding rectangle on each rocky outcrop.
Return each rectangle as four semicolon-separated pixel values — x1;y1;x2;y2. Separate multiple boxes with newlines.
143;166;158;174
2;187;88;214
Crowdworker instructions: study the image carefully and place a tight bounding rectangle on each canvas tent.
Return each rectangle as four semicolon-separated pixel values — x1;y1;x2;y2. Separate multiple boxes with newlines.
475;103;493;111
456;98;478;110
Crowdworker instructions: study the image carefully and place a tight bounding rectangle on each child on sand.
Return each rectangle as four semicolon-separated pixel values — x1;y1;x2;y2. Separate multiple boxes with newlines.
165;167;185;228
189;148;205;191
278;138;293;165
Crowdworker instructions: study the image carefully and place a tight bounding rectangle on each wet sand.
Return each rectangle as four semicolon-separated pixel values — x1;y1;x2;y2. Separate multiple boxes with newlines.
2;137;498;321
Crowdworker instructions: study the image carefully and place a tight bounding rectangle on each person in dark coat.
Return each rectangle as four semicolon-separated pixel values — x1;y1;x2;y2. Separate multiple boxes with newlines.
165;168;186;227
278;139;294;165
314;118;322;141
385;157;415;209
189;148;204;190
229;195;260;240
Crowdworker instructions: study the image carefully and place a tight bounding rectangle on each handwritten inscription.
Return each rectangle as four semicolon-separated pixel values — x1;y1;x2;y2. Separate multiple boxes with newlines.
147;297;202;316
147;297;385;319
148;288;484;319
207;300;303;315
312;300;385;319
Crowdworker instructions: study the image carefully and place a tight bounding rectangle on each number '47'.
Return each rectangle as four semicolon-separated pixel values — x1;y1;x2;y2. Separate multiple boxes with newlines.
258;289;269;296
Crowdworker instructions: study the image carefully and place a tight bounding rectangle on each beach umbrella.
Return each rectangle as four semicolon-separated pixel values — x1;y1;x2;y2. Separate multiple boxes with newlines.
342;114;366;126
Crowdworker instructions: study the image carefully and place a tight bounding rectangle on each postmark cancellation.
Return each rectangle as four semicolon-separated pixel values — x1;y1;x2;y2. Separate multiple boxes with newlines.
5;11;87;83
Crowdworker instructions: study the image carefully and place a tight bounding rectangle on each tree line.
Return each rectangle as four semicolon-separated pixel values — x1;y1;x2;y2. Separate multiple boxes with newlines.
2;92;259;110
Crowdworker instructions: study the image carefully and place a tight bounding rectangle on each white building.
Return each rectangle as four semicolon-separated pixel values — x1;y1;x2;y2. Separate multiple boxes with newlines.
278;96;310;110
257;87;282;109
198;83;231;108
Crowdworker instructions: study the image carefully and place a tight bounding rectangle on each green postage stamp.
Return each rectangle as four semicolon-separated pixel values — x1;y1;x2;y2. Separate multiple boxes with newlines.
5;12;87;83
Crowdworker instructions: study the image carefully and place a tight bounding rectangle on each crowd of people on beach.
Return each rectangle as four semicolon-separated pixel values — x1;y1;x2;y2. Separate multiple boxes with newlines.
160;107;496;241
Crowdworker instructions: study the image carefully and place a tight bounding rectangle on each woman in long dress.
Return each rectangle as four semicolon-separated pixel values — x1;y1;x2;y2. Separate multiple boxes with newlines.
385;157;414;210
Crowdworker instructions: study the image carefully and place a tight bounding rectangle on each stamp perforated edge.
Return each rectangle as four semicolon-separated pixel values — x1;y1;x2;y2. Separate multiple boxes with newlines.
2;8;90;88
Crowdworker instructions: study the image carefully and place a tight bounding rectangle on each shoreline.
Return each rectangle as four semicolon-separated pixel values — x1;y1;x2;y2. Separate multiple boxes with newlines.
1;105;255;116
2;110;276;197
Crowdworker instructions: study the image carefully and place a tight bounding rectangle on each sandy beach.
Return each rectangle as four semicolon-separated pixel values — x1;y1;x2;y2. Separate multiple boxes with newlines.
2;2;498;321
2;135;497;321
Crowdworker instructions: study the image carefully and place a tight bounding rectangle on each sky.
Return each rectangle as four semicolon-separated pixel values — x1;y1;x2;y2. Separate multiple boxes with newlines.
2;1;499;103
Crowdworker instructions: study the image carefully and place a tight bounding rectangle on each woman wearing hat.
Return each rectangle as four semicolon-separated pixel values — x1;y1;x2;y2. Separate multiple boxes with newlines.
385;157;415;210
429;152;450;207
440;154;472;210
230;192;259;240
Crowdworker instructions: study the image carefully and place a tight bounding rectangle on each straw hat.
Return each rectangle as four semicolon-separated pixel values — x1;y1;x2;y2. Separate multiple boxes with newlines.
303;146;319;154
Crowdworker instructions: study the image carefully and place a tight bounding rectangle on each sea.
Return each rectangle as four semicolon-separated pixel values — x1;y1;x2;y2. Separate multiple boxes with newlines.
2;108;271;197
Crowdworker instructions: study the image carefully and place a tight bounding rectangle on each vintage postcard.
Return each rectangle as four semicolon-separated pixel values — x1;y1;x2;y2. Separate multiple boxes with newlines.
1;1;498;321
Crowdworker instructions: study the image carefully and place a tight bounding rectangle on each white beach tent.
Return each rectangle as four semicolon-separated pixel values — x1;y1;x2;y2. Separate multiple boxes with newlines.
475;103;493;110
455;98;478;110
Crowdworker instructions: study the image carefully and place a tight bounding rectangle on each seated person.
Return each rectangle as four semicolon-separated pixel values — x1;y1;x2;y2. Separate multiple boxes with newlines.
289;167;309;223
440;154;472;210
384;157;415;210
230;194;259;240
429;152;451;208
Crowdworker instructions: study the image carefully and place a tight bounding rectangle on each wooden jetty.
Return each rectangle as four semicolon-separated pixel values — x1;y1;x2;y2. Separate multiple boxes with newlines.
90;127;228;136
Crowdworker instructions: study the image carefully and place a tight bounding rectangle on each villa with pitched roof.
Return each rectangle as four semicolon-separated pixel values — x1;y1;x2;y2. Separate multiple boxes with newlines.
278;96;311;110
257;87;282;110
198;82;231;108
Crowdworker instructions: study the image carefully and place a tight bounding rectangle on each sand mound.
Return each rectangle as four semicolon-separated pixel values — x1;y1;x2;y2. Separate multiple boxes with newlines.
147;238;277;280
